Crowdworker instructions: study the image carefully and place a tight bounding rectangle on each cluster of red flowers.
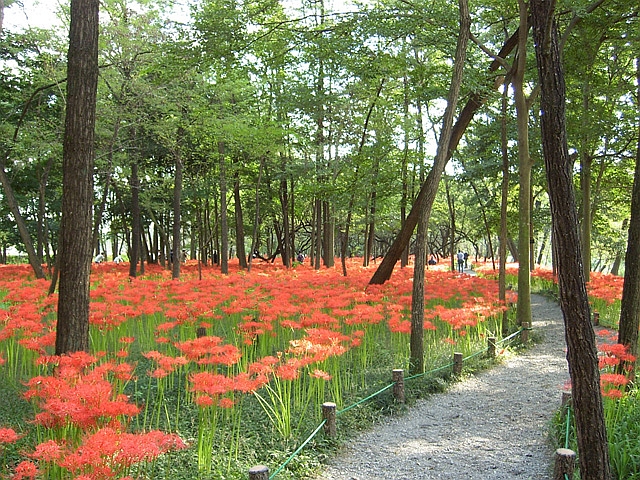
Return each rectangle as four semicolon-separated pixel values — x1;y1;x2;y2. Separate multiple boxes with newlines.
596;329;636;399
0;258;515;477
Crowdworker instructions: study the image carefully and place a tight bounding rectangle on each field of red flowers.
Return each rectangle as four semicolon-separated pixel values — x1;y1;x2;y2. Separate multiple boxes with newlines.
0;259;631;479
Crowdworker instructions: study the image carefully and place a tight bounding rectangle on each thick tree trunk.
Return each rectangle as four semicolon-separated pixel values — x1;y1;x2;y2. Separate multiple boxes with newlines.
617;58;640;380
531;4;611;479
55;0;99;355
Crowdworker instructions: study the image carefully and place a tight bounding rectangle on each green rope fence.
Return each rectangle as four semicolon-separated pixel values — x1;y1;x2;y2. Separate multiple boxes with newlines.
248;326;528;479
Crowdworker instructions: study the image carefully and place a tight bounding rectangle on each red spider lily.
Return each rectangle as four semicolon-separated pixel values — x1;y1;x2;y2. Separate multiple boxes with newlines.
0;427;21;444
309;369;332;381
587;272;623;305
12;460;39;479
24;354;140;430
48;427;186;478
174;336;241;366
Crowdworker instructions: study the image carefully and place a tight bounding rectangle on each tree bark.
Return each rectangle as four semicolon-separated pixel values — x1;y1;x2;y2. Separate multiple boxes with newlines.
55;0;99;355
409;0;469;373
128;161;141;277
219;141;229;274
514;0;532;328
531;3;611;479
233;157;248;269
171;139;183;280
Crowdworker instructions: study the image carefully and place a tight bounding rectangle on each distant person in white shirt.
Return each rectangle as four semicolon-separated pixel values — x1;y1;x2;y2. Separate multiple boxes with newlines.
94;252;105;263
113;255;124;264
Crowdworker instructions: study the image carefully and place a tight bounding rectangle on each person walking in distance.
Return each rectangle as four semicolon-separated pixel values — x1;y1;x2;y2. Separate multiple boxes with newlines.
456;251;465;273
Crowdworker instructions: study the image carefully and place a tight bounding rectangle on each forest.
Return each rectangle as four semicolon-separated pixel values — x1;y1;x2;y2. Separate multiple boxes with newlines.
0;0;635;279
0;0;638;479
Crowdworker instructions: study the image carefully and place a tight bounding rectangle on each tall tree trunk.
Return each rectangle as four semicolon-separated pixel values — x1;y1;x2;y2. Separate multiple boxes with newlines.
409;0;469;374
370;24;520;285
446;179;455;272
514;0;532;327
531;4;611;479
128;161;141;277
248;157;264;272
323;201;334;267
219;141;229;275
314;198;322;269
580;130;593;280
172;145;183;279
279;167;291;268
55;0;99;355
499;82;511;335
233;159;247;269
617;58;640;380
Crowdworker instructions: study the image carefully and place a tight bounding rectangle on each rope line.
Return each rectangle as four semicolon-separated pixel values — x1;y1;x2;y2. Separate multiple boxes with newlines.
265;327;525;478
269;419;327;479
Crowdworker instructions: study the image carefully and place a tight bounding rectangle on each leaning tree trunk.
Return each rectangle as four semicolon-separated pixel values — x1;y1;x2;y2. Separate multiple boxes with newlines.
55;0;99;355
409;0;469;374
617;58;640;380
0;159;45;279
369;24;521;285
531;4;611;479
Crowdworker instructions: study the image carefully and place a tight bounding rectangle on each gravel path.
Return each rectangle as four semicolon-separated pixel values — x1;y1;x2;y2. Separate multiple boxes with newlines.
315;294;569;480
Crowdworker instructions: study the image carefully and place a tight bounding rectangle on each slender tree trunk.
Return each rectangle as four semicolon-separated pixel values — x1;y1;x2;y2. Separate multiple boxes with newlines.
514;0;532;327
219;141;229;275
129;161;141;277
499;83;510;335
248;157;264;272
279;167;291;268
617;58;640;380
171;145;183;279
55;0;99;354
233;158;247;269
446;179;455;272
409;0;469;374
531;4;611;479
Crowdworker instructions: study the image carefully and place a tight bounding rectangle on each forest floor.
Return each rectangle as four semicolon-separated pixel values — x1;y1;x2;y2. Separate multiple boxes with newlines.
314;293;570;479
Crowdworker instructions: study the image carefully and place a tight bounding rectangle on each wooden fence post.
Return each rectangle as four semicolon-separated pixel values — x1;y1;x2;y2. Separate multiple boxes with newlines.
521;322;530;343
593;311;600;326
553;448;576;480
248;465;269;480
322;402;337;437
392;369;405;404
453;352;463;375
487;336;496;357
